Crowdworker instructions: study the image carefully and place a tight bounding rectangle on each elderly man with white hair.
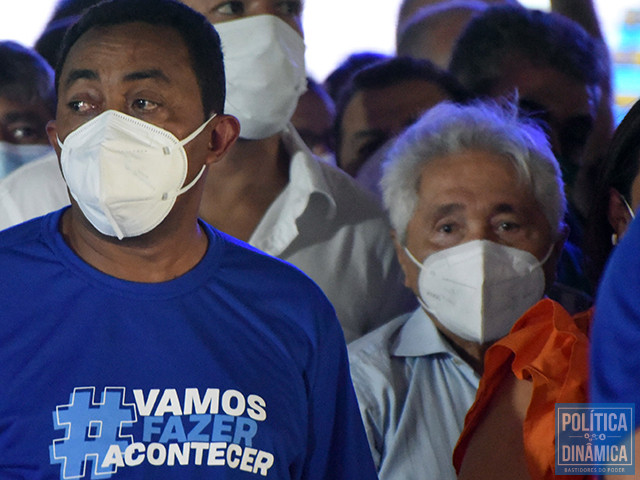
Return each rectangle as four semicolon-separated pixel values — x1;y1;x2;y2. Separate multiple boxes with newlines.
348;101;590;479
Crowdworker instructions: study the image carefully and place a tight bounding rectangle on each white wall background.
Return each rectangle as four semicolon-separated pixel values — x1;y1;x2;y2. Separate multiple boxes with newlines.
0;0;635;81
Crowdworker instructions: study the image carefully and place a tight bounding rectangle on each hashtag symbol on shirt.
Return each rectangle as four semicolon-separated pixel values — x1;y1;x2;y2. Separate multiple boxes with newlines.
50;387;137;479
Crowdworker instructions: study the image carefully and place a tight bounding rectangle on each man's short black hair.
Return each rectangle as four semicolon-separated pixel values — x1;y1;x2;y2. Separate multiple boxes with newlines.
333;56;470;162
0;41;55;116
35;0;101;68
449;5;608;96
55;0;225;117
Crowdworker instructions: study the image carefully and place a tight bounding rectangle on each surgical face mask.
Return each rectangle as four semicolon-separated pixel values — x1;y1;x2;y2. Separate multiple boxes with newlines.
58;110;215;240
0;141;53;179
405;239;551;344
215;15;307;139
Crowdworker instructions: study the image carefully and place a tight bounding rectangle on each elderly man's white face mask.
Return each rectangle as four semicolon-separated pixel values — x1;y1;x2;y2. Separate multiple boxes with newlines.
404;239;553;344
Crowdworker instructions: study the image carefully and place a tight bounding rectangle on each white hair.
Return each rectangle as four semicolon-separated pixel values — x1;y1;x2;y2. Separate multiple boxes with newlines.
381;100;566;242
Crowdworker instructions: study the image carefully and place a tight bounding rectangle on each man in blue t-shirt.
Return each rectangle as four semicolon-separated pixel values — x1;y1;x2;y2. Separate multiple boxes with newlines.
0;1;376;478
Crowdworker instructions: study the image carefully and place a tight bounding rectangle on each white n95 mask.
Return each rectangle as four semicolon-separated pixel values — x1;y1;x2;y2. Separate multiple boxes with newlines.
215;15;307;140
405;240;550;344
58;110;215;240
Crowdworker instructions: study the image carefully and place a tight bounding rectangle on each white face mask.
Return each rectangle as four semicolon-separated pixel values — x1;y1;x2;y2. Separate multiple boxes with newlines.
405;239;551;344
0;141;53;179
58;110;215;240
215;15;307;140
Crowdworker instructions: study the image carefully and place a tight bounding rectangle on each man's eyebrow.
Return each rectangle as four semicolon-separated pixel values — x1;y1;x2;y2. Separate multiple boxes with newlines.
432;203;464;217
63;69;98;89
493;203;518;215
123;69;170;83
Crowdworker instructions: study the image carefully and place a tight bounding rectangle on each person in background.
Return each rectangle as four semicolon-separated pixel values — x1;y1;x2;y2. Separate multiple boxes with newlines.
0;41;55;179
0;0;101;228
290;77;335;164
349;101;570;479
334;56;468;181
583;98;640;290
589;100;640;480
396;0;488;69
322;51;389;103
34;0;101;68
449;5;607;234
178;0;416;342
396;0;515;33
0;1;377;478
449;4;608;303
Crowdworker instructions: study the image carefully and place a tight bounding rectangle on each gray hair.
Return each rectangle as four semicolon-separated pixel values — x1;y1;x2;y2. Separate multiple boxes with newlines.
381;100;566;242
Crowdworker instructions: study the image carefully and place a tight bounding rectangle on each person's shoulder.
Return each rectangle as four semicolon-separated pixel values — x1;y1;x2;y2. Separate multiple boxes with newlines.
315;160;386;218
0;213;48;245
210;224;332;302
349;313;413;371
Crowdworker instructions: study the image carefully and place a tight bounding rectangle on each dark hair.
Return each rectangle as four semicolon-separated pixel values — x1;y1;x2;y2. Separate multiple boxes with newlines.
0;41;55;115
55;0;225;117
323;51;390;102
584;99;640;288
34;0;101;68
449;5;608;96
333;56;470;164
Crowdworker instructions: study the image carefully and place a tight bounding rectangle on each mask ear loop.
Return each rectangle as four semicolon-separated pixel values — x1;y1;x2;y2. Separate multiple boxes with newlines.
621;194;636;221
611;194;635;246
403;246;424;269
162;113;219;200
402;246;434;313
533;243;555;270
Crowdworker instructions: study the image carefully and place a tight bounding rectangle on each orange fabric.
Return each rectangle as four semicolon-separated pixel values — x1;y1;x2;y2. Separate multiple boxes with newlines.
452;299;591;480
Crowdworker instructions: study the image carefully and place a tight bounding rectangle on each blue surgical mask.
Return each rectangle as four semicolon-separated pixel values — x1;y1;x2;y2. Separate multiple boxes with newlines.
0;141;53;180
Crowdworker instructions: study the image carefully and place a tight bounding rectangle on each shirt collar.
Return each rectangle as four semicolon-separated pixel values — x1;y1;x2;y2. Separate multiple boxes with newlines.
391;307;459;358
281;123;338;220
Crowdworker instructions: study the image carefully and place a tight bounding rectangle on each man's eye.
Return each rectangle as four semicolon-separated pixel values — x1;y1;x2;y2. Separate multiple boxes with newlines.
214;1;244;15
438;223;455;234
132;99;159;112
276;1;302;16
10;126;39;142
497;221;519;232
68;100;94;113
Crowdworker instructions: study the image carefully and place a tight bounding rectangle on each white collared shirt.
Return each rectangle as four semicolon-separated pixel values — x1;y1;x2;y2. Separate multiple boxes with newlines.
250;125;415;342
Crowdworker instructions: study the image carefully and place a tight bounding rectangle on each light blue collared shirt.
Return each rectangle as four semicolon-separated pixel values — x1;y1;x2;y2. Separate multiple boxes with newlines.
348;308;480;480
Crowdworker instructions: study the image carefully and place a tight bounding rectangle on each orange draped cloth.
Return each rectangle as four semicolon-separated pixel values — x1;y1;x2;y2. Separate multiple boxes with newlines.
453;299;591;479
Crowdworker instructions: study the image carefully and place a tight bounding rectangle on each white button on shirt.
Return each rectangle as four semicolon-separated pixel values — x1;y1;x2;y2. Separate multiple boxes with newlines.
349;308;480;480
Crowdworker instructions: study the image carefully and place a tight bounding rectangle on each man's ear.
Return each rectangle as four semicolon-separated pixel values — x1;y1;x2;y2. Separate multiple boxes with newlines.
205;114;240;165
46;120;61;158
608;187;633;239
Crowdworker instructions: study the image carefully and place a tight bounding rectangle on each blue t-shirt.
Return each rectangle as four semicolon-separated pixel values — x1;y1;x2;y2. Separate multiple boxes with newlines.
0;209;376;480
591;215;640;426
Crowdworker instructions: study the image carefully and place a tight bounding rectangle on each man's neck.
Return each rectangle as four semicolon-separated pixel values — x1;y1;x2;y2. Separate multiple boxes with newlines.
60;206;209;283
199;135;290;242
